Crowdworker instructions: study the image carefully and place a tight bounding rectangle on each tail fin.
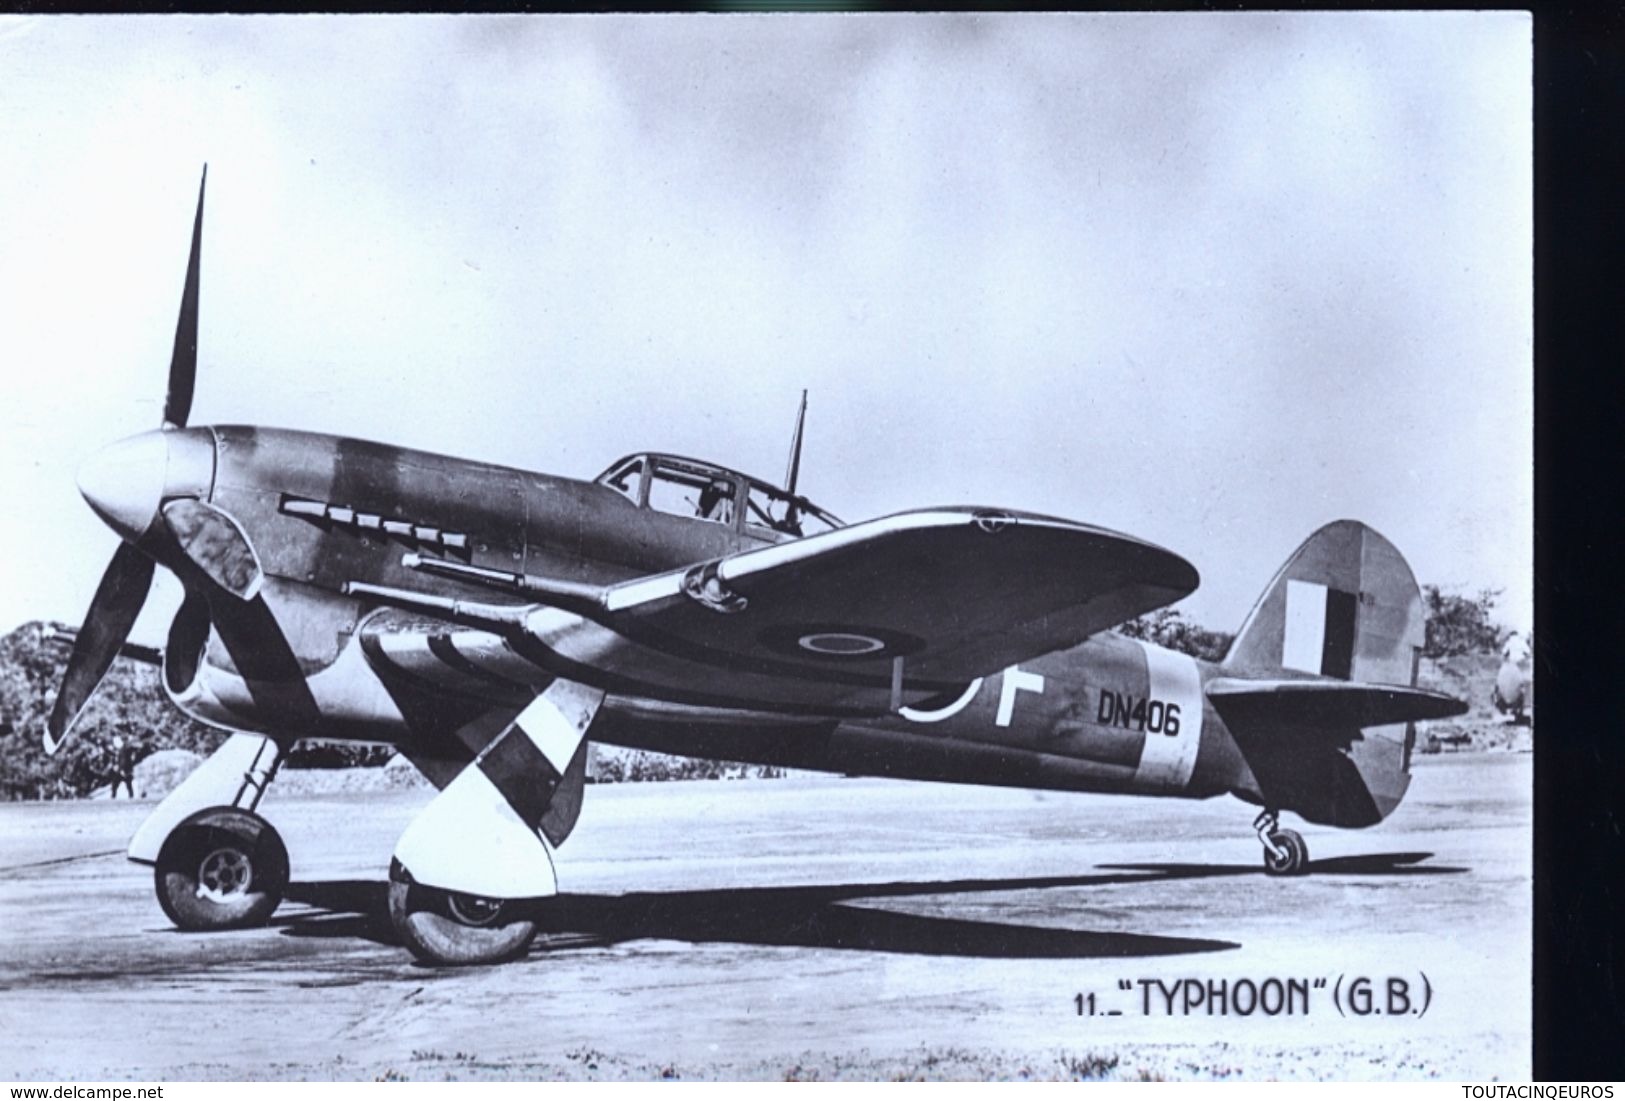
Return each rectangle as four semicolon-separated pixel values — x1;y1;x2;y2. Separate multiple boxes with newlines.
1223;520;1425;686
1212;521;1466;828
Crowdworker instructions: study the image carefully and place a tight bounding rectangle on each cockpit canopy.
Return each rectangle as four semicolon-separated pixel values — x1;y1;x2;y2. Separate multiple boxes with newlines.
595;453;842;540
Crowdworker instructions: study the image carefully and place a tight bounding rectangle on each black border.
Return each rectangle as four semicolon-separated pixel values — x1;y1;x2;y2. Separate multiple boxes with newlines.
1533;4;1625;1083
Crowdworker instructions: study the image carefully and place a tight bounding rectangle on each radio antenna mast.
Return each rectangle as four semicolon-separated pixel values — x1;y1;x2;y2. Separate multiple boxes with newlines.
783;390;808;496
782;390;808;532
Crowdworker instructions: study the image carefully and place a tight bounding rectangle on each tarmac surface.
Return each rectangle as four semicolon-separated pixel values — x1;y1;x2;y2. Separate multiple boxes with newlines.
0;753;1530;1081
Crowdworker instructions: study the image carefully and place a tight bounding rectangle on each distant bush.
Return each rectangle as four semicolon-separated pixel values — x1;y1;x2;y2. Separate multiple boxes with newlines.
0;622;228;801
1422;585;1510;659
284;741;393;769
588;745;786;784
1117;608;1234;662
0;622;390;800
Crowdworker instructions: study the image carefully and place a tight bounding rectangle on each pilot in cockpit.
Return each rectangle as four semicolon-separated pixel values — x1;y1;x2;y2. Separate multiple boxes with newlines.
697;478;735;524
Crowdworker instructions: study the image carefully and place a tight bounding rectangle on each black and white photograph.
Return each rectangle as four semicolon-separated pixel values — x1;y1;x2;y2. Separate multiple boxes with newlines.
0;12;1532;1083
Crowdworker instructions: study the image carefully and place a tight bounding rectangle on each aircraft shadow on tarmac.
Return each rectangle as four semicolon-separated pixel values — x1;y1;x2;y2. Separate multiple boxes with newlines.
277;851;1462;963
1097;851;1469;878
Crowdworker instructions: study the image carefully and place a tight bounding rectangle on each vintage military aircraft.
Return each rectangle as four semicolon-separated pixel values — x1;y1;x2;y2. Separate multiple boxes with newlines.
47;171;1468;965
1493;631;1532;725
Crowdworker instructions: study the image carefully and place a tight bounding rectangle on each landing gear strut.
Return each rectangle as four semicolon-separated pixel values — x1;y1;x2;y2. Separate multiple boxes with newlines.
154;806;289;929
1254;809;1308;876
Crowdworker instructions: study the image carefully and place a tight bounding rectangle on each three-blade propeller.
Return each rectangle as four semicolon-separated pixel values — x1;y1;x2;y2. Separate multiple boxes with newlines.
45;168;207;755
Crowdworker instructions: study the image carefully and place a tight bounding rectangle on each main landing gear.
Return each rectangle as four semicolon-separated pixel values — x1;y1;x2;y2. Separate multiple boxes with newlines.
387;860;539;966
147;808;539;965
154;806;289;930
1254;809;1308;877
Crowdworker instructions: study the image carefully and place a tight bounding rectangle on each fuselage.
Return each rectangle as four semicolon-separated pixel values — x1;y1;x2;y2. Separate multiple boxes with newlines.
115;424;1382;824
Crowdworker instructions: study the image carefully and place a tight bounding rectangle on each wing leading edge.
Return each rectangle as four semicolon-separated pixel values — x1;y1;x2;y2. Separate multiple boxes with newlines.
355;507;1199;718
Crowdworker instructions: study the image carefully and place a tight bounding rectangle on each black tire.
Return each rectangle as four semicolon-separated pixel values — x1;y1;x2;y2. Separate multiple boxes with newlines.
1263;828;1309;877
387;862;537;966
154;807;288;930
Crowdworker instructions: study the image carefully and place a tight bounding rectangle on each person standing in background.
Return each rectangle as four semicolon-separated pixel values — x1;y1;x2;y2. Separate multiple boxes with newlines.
110;735;135;798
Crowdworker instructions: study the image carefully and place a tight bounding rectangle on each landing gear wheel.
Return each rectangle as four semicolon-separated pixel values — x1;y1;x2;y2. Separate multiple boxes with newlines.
387;861;537;966
1253;809;1309;877
155;807;288;930
1262;828;1309;876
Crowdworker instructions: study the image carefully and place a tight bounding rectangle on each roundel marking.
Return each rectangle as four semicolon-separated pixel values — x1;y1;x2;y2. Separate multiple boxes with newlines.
757;623;927;662
798;632;887;655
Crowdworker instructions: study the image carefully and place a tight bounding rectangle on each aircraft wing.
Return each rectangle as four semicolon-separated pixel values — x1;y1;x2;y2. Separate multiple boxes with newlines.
357;508;1198;718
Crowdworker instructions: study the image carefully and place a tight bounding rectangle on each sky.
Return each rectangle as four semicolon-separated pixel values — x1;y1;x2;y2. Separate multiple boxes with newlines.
0;12;1532;646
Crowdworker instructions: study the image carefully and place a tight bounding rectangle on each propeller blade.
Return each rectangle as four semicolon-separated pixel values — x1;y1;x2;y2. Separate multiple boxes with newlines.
163;593;212;694
45;542;156;754
162;165;207;429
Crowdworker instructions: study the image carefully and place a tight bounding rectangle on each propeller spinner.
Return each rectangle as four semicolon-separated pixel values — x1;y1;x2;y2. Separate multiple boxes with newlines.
45;168;211;754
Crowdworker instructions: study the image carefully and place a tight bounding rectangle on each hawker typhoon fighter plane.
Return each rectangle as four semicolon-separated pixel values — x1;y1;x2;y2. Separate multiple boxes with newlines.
47;171;1468;965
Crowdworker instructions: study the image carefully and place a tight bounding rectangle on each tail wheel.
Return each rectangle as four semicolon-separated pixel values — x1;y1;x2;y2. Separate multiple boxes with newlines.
1263;828;1309;876
155;807;288;930
387;861;537;966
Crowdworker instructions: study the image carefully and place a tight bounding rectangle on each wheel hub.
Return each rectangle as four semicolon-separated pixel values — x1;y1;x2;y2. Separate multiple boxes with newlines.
446;892;505;927
196;846;253;902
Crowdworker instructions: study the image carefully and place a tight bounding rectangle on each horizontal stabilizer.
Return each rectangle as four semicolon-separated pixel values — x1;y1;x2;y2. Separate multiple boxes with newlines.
1206;677;1467;728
